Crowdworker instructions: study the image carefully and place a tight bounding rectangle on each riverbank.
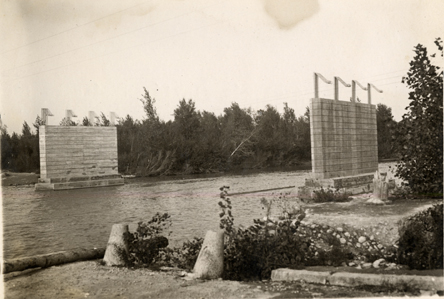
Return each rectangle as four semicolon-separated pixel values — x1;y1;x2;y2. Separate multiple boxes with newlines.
3;260;434;298
1;172;39;187
1;161;312;188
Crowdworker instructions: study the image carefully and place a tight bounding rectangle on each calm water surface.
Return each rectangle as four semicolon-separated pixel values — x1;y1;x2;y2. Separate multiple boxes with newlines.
3;169;311;259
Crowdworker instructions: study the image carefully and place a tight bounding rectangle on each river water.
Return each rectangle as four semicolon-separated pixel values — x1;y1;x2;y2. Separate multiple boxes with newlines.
2;168;312;260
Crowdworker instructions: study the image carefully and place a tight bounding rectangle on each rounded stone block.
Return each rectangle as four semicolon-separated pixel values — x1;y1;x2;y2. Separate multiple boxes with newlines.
103;224;129;266
193;230;224;279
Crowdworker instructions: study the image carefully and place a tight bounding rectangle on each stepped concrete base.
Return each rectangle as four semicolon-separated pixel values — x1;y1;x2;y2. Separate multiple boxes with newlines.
271;268;444;292
298;173;374;200
35;175;124;191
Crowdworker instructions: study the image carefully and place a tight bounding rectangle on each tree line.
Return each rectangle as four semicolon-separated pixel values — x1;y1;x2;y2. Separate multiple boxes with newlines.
1;89;399;176
1;38;441;196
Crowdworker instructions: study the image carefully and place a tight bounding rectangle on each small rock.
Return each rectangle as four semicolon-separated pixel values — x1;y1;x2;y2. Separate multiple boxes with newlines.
370;235;374;240
340;238;346;244
337;227;343;232
358;236;366;243
326;229;332;234
377;244;384;249
344;232;350;237
336;235;341;239
348;262;356;267
373;258;386;269
362;263;373;269
366;198;385;205
356;243;361;248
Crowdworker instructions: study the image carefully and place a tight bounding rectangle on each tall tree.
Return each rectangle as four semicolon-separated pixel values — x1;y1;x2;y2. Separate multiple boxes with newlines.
376;104;397;160
172;99;201;172
140;87;159;123
220;103;256;165
395;38;443;196
173;99;200;140
254;105;283;165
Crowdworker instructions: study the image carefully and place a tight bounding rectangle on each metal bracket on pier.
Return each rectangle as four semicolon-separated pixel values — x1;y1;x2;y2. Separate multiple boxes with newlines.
41;108;54;125
367;83;383;104
351;80;367;102
314;72;332;99
334;76;351;101
65;110;77;123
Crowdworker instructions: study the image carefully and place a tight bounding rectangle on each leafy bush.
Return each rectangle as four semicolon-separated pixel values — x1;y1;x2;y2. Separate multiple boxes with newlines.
219;187;309;280
397;203;443;270
161;237;203;270
122;212;171;266
312;187;351;203
394;38;443;197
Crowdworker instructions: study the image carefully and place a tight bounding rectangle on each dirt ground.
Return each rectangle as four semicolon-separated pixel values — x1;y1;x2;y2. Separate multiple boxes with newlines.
303;193;439;246
1;261;425;299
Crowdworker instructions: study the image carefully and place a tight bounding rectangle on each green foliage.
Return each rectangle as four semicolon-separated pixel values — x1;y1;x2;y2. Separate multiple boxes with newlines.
397;203;443;270
99;112;110;126
113;95;313;176
219;187;309;280
1;121;40;172
376;104;397;160
312;187;351;203
218;186;234;233
59;117;77;126
140;87;159;123
161;237;203;271
122;213;171;266
394;38;443;196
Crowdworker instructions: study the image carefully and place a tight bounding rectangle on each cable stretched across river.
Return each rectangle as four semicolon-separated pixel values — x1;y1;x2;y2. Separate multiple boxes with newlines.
227;185;295;197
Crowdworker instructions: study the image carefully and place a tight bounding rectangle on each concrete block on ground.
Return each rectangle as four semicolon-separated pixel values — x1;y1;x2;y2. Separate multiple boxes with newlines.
271;269;331;285
193;230;224;279
103;224;129;266
271;268;444;292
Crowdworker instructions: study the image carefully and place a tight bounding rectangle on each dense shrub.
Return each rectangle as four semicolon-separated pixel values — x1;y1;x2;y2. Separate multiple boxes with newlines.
161;237;203;271
122;213;171;266
219;187;309;280
312;187;351;203
397;203;443;270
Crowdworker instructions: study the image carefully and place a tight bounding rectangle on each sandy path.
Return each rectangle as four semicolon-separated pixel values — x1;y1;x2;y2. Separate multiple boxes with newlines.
2;261;274;299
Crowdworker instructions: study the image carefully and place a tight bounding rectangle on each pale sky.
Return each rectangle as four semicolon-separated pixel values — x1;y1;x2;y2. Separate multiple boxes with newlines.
1;0;443;134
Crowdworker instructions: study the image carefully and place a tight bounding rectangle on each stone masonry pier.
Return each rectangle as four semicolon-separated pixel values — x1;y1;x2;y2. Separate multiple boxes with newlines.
298;93;378;198
35;126;124;190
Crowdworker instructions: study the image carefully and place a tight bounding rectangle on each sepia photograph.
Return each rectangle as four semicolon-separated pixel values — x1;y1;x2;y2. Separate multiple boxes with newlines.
1;0;443;298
